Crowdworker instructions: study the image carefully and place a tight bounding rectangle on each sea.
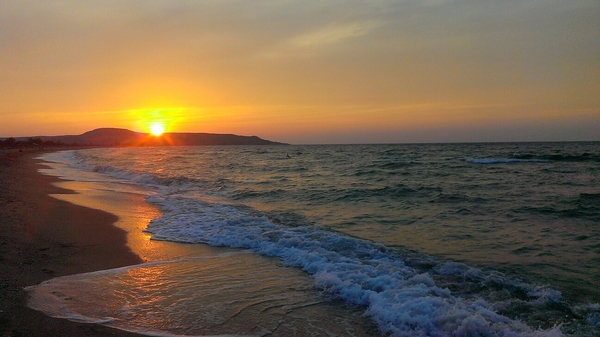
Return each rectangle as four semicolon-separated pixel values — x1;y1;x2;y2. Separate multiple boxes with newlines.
27;142;600;337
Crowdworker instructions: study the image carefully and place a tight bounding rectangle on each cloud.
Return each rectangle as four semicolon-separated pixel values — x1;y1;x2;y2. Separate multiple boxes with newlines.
289;21;379;49
0;0;598;142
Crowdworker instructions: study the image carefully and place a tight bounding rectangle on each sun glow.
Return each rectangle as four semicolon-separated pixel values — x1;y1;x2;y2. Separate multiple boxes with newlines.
150;123;165;136
129;107;188;136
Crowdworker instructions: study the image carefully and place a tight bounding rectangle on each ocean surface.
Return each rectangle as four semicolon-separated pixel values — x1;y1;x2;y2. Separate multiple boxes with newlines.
28;142;600;336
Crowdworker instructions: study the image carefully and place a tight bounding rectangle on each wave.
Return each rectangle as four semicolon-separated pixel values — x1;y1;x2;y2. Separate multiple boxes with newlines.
91;164;164;185
87;163;226;195
230;188;286;200
334;185;417;202
40;148;600;335
512;153;600;163
429;193;487;204
466;152;600;164
465;158;550;164
513;193;600;221
38;151;165;186
143;195;580;336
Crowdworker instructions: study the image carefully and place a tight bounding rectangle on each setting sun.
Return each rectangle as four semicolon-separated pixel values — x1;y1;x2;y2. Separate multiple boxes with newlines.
150;123;165;136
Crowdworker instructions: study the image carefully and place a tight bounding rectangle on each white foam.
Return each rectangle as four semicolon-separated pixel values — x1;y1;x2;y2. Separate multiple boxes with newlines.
38;149;571;336
36;150;156;196
38;150;159;185
144;196;566;336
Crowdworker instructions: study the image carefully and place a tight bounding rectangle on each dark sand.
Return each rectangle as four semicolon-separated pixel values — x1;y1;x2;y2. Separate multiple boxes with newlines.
0;150;145;337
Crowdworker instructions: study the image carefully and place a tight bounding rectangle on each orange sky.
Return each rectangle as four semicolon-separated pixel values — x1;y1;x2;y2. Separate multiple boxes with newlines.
1;1;599;143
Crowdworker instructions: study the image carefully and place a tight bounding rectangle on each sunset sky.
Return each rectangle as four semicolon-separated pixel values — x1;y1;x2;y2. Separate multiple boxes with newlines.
1;0;599;144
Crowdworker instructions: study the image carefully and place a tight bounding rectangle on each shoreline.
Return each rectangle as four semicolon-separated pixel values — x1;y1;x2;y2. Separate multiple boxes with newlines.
10;149;383;337
0;150;145;336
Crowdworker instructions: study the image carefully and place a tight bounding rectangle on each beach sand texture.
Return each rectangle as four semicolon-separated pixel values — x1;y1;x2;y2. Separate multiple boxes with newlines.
0;150;144;337
2;150;380;337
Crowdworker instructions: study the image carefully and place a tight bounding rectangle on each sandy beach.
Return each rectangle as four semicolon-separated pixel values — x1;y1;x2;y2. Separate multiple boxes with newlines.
0;150;144;337
2;149;377;337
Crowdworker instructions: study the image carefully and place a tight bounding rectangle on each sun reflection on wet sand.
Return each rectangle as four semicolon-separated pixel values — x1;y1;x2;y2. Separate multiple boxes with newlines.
48;179;224;262
27;252;379;336
34;168;379;336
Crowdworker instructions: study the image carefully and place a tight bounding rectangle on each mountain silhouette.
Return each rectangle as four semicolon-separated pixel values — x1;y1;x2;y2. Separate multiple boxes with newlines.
11;128;287;146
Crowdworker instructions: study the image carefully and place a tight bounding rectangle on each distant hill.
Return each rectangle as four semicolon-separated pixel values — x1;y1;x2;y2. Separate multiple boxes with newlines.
8;128;287;147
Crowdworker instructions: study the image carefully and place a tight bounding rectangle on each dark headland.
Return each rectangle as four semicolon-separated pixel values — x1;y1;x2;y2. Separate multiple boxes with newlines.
4;128;287;147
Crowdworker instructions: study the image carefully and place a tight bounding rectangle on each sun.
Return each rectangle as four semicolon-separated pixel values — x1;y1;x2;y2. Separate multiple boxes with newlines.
150;123;165;136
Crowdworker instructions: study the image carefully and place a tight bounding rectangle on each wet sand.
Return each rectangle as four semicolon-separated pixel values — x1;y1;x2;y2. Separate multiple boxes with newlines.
4;150;382;337
0;150;144;337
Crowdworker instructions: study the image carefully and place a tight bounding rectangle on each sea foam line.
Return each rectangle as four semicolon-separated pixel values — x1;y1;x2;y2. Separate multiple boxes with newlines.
38;150;574;336
145;195;565;337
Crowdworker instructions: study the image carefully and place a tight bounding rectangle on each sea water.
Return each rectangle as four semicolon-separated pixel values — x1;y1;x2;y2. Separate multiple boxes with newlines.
27;143;600;336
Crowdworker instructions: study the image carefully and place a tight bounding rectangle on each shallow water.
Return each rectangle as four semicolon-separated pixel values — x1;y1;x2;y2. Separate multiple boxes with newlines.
29;143;600;336
28;254;379;336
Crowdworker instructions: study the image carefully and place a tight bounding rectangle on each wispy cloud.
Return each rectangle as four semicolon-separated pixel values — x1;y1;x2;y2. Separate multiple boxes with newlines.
289;21;379;48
